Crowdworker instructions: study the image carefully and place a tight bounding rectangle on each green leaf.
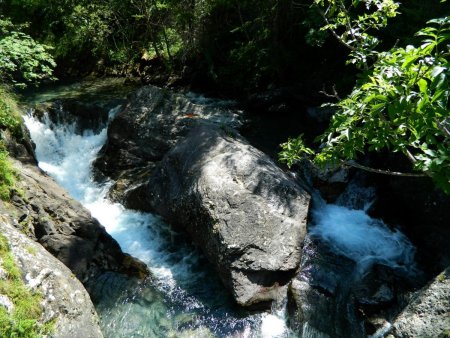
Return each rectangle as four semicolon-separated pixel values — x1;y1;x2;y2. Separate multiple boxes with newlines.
418;78;428;93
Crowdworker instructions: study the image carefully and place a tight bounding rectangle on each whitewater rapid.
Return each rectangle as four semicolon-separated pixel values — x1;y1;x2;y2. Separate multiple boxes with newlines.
24;108;288;338
24;102;416;338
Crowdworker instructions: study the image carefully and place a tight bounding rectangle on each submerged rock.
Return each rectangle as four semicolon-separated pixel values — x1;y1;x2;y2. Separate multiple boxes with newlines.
288;237;418;338
0;217;103;338
125;125;310;307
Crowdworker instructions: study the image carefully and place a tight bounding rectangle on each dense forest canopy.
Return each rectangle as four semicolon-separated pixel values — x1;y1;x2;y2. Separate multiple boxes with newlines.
0;0;449;193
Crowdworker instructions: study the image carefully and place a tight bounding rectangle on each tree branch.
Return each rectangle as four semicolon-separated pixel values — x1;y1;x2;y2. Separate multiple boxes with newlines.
343;160;427;177
319;84;341;100
315;6;356;52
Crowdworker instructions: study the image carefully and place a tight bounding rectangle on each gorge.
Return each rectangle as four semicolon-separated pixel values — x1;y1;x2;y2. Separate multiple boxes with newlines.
6;79;444;337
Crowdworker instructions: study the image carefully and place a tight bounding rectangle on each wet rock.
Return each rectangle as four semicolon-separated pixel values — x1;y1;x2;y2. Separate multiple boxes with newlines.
93;85;242;200
126;125;310;308
33;98;120;133
288;237;358;337
0;218;103;338
352;264;411;309
389;267;450;338
288;237;418;338
1;156;149;283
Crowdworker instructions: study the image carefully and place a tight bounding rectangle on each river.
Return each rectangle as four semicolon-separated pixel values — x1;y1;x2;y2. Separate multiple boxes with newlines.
23;81;417;337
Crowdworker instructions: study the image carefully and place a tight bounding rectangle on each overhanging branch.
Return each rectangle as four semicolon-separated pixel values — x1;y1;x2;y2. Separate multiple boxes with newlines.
343;160;427;177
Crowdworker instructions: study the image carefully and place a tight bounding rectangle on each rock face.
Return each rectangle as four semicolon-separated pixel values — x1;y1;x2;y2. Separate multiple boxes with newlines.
92;85;310;307
125;125;310;307
1;128;148;284
9;159;148;283
0;217;103;338
390;267;450;338
93;85;242;200
288;237;359;337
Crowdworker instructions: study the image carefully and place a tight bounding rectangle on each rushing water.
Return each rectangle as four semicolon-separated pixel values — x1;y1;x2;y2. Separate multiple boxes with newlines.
310;184;417;277
24;108;288;338
24;83;417;338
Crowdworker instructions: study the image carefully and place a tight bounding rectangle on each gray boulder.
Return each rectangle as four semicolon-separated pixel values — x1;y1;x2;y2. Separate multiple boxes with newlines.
93;85;242;200
0;217;103;338
390;267;450;338
126;125;310;307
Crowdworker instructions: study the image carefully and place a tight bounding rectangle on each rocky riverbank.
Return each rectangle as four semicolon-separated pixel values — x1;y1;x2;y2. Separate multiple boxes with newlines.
0;103;148;336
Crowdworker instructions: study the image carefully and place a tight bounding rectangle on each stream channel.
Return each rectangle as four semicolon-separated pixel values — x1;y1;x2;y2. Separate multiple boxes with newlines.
23;79;418;338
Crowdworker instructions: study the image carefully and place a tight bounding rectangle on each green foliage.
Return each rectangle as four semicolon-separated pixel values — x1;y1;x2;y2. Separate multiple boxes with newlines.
0;233;52;337
0;148;16;200
0;17;55;88
0;86;21;201
0;86;23;138
279;135;314;168
281;17;450;193
311;0;399;68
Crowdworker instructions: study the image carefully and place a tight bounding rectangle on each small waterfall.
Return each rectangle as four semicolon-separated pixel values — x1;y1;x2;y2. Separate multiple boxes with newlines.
292;182;418;338
24;107;291;338
310;184;417;276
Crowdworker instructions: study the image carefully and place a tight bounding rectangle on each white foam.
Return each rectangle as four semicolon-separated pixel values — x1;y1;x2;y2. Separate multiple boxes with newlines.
23;111;193;290
310;198;416;273
260;313;287;338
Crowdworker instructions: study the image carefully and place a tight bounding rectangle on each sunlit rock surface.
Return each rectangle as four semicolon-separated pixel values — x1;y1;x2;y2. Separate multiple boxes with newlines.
93;85;242;201
390;266;450;338
126;125;310;307
0;217;103;338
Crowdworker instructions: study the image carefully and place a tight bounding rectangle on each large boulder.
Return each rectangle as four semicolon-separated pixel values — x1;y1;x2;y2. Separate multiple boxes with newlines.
93;85;242;200
125;125;310;307
0;217;103;338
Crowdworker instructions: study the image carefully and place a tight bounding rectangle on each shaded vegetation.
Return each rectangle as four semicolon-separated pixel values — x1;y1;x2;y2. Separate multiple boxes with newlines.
0;87;21;201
